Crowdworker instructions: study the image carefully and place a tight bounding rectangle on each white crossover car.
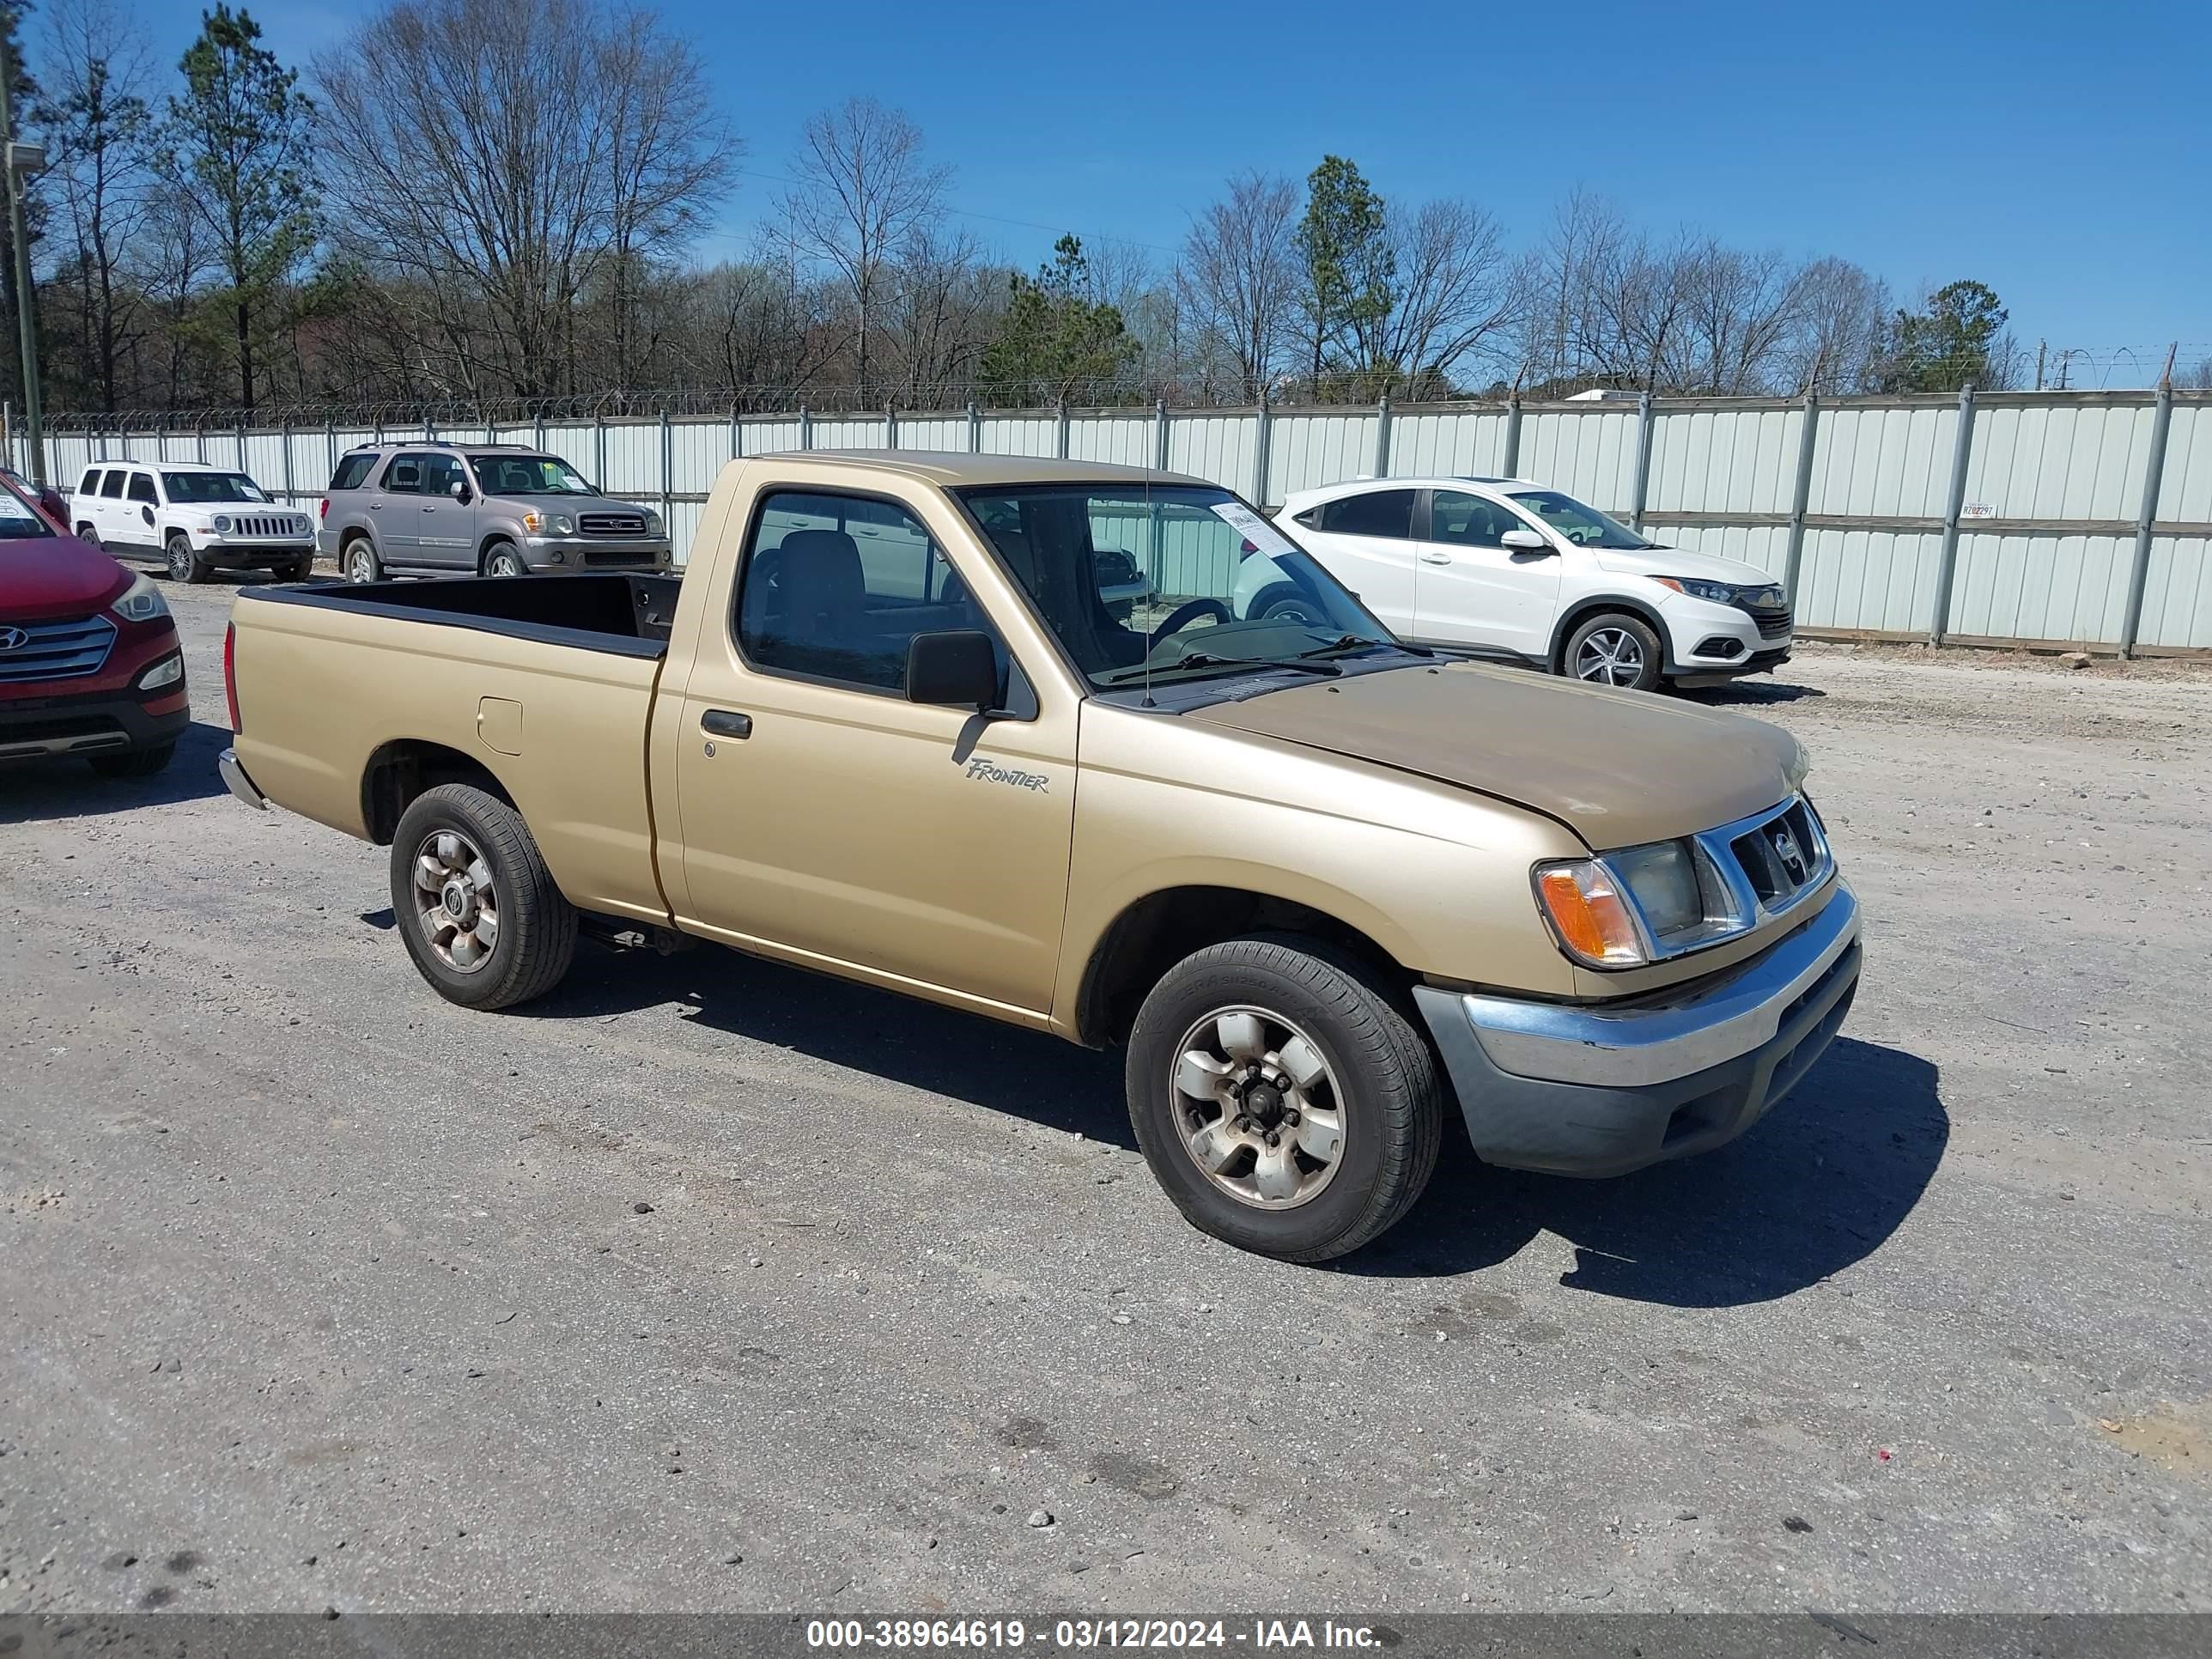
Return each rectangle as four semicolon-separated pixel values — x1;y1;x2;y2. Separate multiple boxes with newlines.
70;459;317;584
1270;476;1792;691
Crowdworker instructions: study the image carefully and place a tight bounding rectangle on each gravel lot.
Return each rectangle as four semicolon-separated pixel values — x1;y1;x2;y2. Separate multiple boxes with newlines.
3;577;2208;1617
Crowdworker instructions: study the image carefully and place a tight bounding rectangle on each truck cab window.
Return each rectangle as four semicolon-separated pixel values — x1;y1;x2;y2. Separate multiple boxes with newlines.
736;489;1003;696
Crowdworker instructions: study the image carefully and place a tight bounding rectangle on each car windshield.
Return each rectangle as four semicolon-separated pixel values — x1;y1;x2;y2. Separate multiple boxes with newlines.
472;454;594;495
1505;489;1653;550
163;471;270;504
956;483;1402;690
0;473;55;538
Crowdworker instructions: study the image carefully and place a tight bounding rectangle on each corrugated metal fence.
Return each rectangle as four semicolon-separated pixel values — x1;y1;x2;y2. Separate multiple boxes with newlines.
25;388;2212;654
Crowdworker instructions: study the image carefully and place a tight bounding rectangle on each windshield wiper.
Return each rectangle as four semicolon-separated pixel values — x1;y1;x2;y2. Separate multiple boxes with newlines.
1297;635;1431;660
1099;652;1341;685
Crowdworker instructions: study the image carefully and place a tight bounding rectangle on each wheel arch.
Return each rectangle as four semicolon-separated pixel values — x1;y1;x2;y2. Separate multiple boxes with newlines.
1548;592;1673;673
362;738;516;847
1073;884;1412;1049
477;530;520;568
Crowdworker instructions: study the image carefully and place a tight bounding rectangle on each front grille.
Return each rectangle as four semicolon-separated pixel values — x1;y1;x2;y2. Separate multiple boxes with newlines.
1726;799;1824;909
580;513;647;537
1741;604;1792;639
230;514;302;538
0;615;118;683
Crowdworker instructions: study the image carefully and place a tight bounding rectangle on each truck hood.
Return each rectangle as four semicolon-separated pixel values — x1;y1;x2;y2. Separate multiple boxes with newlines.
0;535;130;622
1185;661;1805;849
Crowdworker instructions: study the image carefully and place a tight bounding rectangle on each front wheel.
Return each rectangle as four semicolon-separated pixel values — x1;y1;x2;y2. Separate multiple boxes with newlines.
165;532;210;585
389;783;577;1011
483;544;526;578
1564;611;1664;692
1126;936;1443;1261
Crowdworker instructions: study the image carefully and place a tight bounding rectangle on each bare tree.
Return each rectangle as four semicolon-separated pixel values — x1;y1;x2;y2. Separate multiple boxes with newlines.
1778;257;1890;394
1175;170;1297;400
1673;240;1802;394
34;0;155;411
775;97;949;405
1369;198;1512;392
313;0;736;400
879;222;997;406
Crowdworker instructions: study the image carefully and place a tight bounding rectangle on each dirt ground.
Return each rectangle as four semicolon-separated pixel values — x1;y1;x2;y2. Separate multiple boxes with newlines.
2;587;2207;1618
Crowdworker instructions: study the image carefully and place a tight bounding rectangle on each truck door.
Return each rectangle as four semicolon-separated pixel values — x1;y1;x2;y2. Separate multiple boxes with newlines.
670;484;1077;1018
124;471;161;550
415;453;478;572
372;453;428;566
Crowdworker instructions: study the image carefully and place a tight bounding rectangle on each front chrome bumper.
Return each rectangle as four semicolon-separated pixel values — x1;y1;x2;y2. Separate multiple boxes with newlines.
218;746;267;809
1413;881;1861;1176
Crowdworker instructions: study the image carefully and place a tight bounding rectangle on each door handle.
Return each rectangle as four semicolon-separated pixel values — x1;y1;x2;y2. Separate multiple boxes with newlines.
701;709;753;739
369;501;381;510
1419;550;1453;565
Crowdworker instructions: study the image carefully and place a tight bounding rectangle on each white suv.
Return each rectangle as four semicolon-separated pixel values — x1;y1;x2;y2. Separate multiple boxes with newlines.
1272;476;1792;691
70;460;317;584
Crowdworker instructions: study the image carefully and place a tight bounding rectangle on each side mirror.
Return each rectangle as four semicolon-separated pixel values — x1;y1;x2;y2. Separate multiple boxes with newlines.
905;629;999;710
448;479;471;501
1500;527;1551;554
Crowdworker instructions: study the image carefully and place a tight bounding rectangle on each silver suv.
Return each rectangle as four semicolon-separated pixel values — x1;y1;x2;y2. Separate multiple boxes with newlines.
321;443;672;581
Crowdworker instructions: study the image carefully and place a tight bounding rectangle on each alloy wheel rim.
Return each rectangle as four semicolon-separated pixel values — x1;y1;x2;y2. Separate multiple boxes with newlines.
348;548;374;582
1576;627;1645;685
1170;1006;1346;1210
412;828;500;972
489;553;522;576
167;544;188;579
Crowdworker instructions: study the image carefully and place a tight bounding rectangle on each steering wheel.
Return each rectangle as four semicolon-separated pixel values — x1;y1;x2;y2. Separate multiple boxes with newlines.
1149;597;1232;647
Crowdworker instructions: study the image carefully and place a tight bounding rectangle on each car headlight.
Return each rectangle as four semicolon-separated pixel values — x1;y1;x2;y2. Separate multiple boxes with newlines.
1650;575;1737;605
111;570;170;623
137;653;185;691
211;514;233;535
1534;839;1748;969
644;511;664;537
550;513;574;536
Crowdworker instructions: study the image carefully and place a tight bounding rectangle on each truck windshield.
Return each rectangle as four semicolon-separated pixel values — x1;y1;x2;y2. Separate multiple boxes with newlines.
956;483;1401;688
1505;489;1653;550
473;454;594;495
164;471;270;504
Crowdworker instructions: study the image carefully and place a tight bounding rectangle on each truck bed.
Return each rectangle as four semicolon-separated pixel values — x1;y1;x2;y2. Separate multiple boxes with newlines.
248;573;682;657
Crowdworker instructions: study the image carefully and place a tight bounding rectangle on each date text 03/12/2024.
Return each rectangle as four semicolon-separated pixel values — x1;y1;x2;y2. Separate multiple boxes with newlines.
804;1620;1387;1650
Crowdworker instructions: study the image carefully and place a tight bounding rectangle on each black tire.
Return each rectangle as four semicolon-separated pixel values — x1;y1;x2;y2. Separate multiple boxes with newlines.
88;742;174;778
1248;580;1325;627
280;556;313;582
75;521;101;550
1562;610;1664;692
343;538;382;584
389;783;576;1011
165;532;210;585
481;542;526;578
1125;935;1443;1262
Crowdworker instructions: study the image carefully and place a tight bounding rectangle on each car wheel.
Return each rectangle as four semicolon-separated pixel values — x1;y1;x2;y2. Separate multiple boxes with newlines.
281;557;313;582
165;532;209;584
1125;935;1443;1262
1248;580;1326;627
483;544;526;578
76;522;101;550
390;783;576;1012
88;743;175;779
343;538;382;584
1565;611;1664;692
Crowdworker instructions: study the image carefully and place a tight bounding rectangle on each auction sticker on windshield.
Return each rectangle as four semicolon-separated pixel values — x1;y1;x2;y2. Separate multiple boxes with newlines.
1210;501;1298;556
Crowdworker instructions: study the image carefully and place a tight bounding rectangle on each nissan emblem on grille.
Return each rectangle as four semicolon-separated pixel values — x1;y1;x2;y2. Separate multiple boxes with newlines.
0;626;25;651
1771;827;1807;882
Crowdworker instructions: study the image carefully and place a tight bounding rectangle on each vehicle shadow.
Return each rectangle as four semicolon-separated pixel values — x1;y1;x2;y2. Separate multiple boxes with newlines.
520;941;1941;1300
1344;1036;1946;1305
1684;679;1826;706
527;939;1135;1148
0;717;230;823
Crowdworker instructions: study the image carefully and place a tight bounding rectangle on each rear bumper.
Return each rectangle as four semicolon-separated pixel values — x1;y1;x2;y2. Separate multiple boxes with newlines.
0;685;191;762
218;745;268;808
1413;882;1861;1176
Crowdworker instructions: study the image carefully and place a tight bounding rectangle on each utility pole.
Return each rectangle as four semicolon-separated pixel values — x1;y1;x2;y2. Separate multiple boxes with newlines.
0;63;46;484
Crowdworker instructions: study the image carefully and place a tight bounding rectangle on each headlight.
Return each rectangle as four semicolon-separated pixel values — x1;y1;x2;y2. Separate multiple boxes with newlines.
1534;839;1749;969
111;570;170;623
549;513;574;536
212;514;233;535
644;511;664;537
1650;575;1736;605
137;653;185;691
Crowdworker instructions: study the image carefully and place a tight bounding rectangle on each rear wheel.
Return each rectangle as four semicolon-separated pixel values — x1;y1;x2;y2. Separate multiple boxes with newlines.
1126;936;1443;1261
88;743;174;779
164;532;209;585
390;783;576;1011
1564;611;1663;692
343;538;382;584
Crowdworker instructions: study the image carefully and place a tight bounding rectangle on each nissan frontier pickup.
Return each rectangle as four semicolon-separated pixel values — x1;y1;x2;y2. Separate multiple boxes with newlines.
218;453;1861;1261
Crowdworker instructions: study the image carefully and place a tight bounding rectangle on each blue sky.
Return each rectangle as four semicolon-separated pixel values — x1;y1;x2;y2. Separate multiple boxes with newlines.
125;0;2209;368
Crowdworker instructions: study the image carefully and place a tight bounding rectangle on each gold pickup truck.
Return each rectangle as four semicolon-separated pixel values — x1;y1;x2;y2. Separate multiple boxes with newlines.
219;453;1861;1261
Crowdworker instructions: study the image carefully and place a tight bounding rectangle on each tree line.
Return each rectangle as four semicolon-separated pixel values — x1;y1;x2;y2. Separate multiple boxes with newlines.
3;0;2039;423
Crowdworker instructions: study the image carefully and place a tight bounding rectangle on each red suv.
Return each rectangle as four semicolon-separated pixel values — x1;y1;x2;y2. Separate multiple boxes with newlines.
0;470;189;776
